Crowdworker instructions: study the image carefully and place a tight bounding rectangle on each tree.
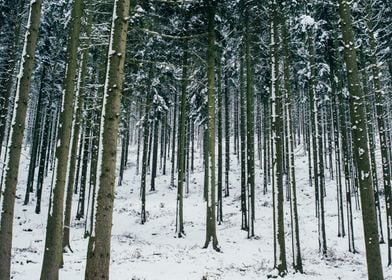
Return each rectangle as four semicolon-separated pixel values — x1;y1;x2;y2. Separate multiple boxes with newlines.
0;1;42;278
203;3;219;252
281;1;302;272
244;4;255;238
63;8;93;248
176;38;188;237
217;59;223;224
84;0;130;278
270;0;287;275
239;48;248;231
364;0;392;264
337;0;384;279
0;0;26;156
40;0;84;277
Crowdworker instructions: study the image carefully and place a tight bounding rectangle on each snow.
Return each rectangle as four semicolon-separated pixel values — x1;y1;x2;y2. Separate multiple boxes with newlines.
1;1;36;192
135;5;145;15
299;15;315;32
91;0;118;237
8;142;392;279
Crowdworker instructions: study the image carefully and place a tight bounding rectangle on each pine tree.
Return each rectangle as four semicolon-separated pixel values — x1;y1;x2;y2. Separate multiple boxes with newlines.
40;0;84;277
0;1;42;278
63;14;92;248
217;59;223;224
176;38;188;237
305;12;327;256
270;1;287;275
224;73;230;197
337;0;384;278
281;2;302;272
84;0;130;278
0;0;26;156
239;48;248;231
203;3;219;252
244;5;255;238
364;0;392;264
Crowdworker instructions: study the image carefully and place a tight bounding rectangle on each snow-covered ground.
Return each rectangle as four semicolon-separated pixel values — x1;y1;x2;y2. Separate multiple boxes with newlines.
8;145;392;279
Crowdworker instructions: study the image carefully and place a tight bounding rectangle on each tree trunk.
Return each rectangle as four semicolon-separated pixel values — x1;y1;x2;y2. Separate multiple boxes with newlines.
217;59;223;224
150;117;159;191
35;106;51;215
0;0;26;155
63;27;91;248
239;48;248;231
245;11;255;238
170;92;178;188
203;6;219;252
176;39;188;237
0;1;42;278
365;0;392;262
24;66;47;205
282;12;302;273
40;0;84;277
337;1;384;278
84;0;130;278
224;75;230;197
270;5;287;275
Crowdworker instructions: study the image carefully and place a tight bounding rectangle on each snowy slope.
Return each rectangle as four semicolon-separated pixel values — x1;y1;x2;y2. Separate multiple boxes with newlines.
9;145;392;279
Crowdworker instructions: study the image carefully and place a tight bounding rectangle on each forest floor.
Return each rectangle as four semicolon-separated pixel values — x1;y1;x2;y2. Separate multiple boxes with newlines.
9;145;392;279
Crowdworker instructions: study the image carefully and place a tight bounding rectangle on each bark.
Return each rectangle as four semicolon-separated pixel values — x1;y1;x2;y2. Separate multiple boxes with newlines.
136;101;142;176
150;117;159;191
359;47;384;244
224;75;230;197
63;31;91;248
282;13;302;273
239;49;248;231
329;39;346;239
203;6;219;251
365;0;392;262
217;59;223;224
24;66;47;205
245;11;255;238
140;68;154;224
35;106;51;215
263;100;269;195
307;24;327;256
84;0;130;278
176;39;188;237
270;5;287;275
76;117;92;220
0;1;42;278
170;92;178;188
41;0;84;277
337;1;384;278
0;0;26;154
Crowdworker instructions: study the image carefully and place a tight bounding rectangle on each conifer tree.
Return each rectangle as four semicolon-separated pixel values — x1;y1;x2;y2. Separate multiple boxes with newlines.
0;1;42;278
84;0;130;278
337;0;384;278
270;0;287;275
203;2;219;252
40;0;84;278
